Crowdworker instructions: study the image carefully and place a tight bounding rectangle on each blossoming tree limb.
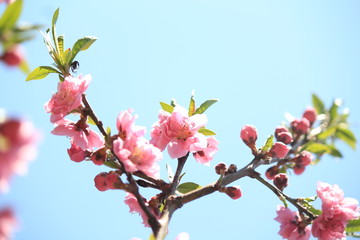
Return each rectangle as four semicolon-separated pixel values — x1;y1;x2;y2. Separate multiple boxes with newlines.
26;9;360;240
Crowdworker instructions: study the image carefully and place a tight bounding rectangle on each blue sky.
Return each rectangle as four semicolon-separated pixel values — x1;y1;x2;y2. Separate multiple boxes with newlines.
1;1;360;239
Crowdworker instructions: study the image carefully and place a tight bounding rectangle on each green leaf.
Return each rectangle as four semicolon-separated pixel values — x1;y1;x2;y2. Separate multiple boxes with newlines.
0;0;23;34
58;35;64;55
329;98;341;122
346;218;360;233
87;116;96;125
303;142;331;154
327;145;343;158
312;94;325;115
166;163;174;182
336;127;357;150
18;60;30;74
26;66;60;81
198;128;216;136
148;234;156;240
261;135;274;153
103;161;118;169
69;36;97;63
188;92;196;116
159;102;174;113
177;182;201;194
193;99;218;115
317;126;337;140
51;8;60;55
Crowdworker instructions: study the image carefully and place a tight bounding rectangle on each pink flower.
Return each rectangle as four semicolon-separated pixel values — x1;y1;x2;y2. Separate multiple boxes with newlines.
113;110;162;178
269;142;290;158
44;75;91;123
240;125;258;147
274;205;311;240
94;172;122;191
0;117;40;192
192;136;219;165
302;107;317;125
151;106;208;159
0;45;23;66
0;207;17;240
175;232;190;240
291;118;310;136
311;182;360;240
51;119;104;151
124;193;159;227
94;172;108;191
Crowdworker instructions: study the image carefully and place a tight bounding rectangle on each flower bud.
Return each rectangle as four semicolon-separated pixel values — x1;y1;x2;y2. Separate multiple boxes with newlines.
293;165;305;175
274;126;289;138
268;142;290;158
223;186;242;200
276;132;293;145
105;171;123;189
226;164;237;174
302;107;317;125
0;45;24;66
215;162;227;175
295;151;312;166
240;125;258;147
290;118;310;135
265;166;279;180
94;172;109;191
67;143;88;162
91;147;107;165
273;173;288;191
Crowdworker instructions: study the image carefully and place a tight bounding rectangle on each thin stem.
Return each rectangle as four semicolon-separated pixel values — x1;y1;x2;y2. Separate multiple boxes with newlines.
82;94;107;137
251;171;316;220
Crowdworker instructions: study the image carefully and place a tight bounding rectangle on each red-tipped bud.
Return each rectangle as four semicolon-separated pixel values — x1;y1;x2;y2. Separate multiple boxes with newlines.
105;171;123;189
302;107;317;125
265;166;280;180
215;162;227;175
295;151;313;166
240;125;258;147
273;173;288;191
268;142;290;158
293;165;305;175
67;142;88;162
276;132;293;144
224;186;242;200
91;147;107;165
227;164;237;174
274;126;289;138
94;172;109;191
290;118;310;135
0;45;24;66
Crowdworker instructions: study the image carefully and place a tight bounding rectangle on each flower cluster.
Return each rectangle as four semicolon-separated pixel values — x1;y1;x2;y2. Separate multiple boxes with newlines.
0;114;40;192
150;105;219;165
312;182;360;240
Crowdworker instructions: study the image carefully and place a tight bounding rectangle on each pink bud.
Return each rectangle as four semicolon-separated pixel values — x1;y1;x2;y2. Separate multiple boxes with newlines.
240;125;258;147
273;173;288;191
224;186;242;200
0;45;24;66
105;171;123;189
90;147;107;165
295;151;312;166
293;165;305;175
265;166;280;180
215;162;227;175
94;172;109;191
276;132;293;144
269;142;290;158
67;143;87;162
290;118;310;135
227;164;237;174
274;126;289;138
302;107;317;125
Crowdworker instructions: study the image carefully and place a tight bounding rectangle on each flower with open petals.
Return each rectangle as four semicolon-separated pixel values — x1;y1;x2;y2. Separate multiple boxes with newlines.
51;119;104;151
124;193;159;227
192;136;219;165
44;75;91;123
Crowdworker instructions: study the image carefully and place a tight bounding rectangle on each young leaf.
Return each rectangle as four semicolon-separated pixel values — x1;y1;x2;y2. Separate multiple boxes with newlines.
327;145;343;158
335;127;357;150
51;8;60;55
58;35;64;55
198;128;216;136
193;99;218;115
69;36;97;63
346;218;360;233
0;0;23;34
303;142;331;154
188;93;196;116
261;135;274;153
312;94;325;115
26;66;60;81
18;60;30;74
329;98;341;122
177;182;201;194
317;126;337;140
159;102;174;113
103;161;118;169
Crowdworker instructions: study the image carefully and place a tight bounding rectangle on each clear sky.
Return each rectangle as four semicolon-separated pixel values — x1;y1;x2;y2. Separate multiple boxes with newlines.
1;0;360;239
